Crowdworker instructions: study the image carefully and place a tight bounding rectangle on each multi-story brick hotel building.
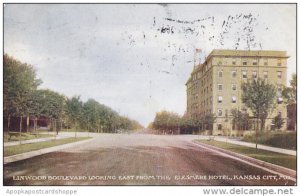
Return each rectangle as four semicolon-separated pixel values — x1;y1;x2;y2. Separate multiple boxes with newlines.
186;49;288;135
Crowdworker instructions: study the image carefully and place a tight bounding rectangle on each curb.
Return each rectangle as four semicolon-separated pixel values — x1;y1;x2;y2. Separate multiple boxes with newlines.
4;138;94;164
192;140;296;181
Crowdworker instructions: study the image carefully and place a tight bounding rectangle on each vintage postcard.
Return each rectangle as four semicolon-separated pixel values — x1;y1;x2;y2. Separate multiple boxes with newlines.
3;3;297;187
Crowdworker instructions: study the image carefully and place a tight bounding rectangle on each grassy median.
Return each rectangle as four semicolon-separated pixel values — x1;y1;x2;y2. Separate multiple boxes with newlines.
4;137;91;157
197;140;296;170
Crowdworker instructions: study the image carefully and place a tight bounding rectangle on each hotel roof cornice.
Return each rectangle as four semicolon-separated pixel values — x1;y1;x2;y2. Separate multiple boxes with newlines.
207;49;289;59
193;49;288;72
186;49;289;85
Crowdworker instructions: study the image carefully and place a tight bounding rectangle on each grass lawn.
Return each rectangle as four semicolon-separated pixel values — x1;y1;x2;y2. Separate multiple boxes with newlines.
4;132;54;142
242;132;296;150
197;140;296;170
4;137;91;157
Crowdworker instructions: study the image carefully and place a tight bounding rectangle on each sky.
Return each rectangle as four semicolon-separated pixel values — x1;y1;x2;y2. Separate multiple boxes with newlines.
4;4;296;126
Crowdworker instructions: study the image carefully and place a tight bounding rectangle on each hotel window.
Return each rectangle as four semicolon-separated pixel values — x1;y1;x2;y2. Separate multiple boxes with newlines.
243;60;247;65
232;58;236;65
218;96;223;103
232;84;237;91
232;70;237;78
277;71;282;79
264;58;268;66
218;109;223;116
242;70;247;79
263;71;268;79
218;84;223;90
218;124;222;130
252;59;258;66
232;96;237;103
218;71;223;77
252;71;257;79
277;59;282;66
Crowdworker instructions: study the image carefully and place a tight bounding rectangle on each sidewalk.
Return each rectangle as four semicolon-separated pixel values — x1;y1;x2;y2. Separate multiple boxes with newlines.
4;134;70;147
210;136;296;156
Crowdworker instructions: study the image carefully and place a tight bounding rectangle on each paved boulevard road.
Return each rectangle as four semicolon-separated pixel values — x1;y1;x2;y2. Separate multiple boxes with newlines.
4;132;295;185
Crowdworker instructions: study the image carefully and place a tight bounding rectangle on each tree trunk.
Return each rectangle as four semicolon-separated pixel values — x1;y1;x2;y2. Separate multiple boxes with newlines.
48;118;52;135
7;114;11;132
19;115;23;145
75;122;77;138
53;119;57;139
260;118;265;132
26;114;30;133
34;117;38;132
55;119;58;135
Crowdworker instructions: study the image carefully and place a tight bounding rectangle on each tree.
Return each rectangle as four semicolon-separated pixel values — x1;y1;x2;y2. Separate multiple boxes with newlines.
66;96;83;137
241;78;277;131
3;54;41;144
152;110;181;134
193;116;203;133
28;90;44;132
83;99;101;132
178;116;194;134
272;114;284;131
28;89;66;134
282;73;296;104
282;73;297;131
231;109;251;131
204;113;216;135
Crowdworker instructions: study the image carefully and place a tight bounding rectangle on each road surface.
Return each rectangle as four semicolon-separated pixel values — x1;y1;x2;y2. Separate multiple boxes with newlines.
4;133;295;185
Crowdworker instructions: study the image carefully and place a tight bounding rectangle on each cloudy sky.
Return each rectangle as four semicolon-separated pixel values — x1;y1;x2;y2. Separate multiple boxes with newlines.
4;4;296;126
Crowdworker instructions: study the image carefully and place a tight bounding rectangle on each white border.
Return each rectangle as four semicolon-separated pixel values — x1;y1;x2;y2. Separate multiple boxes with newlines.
1;0;299;196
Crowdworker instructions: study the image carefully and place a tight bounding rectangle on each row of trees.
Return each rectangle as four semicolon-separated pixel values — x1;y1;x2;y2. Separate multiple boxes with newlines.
150;107;285;135
3;54;143;134
149;111;217;134
65;97;143;133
